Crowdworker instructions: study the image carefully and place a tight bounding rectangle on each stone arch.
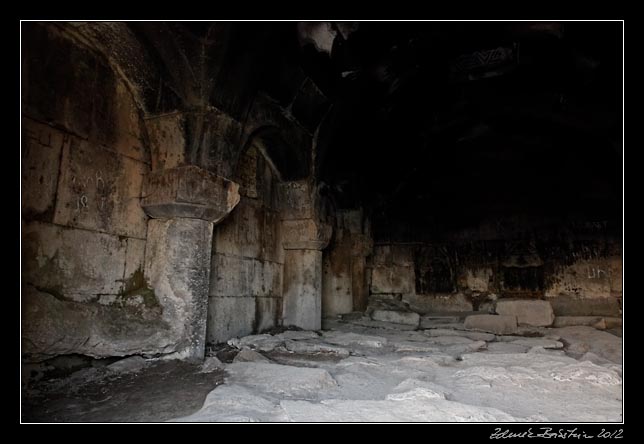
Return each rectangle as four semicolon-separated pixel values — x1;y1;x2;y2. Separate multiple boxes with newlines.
236;125;310;182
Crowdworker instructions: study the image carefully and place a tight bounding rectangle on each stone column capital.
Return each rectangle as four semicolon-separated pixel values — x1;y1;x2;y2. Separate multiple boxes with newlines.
282;219;332;250
141;165;240;224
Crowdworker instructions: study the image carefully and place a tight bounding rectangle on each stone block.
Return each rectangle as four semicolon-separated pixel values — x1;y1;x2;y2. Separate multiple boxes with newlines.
22;221;127;295
371;309;420;326
212;207;241;256
252;261;282;298
225;362;337;398
144;112;186;171
553;316;606;328
548;295;621;317
141;165;240;223
545;260;612;299
53;138;148;238
495;299;555;327
459;268;493;292
370;265;414;294
278;181;314;220
209;254;252;297
322;250;353;317
372;245;392;265
21;119;64;220
262;210;283;263
109;80;148;163
403;293;474;314
464;314;518;335
207;296;255;344
392;245;414;266
609;257;622;297
233;348;271;363
124;237;146;279
237;200;263;258
283;249;322;330
255;297;281;333
22;285;174;361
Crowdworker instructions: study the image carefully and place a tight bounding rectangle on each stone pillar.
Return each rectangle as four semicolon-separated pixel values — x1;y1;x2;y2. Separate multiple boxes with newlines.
141;165;240;360
280;181;332;330
322;210;373;317
350;232;373;312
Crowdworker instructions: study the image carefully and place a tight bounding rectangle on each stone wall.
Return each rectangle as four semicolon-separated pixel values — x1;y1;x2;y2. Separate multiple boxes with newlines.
207;146;284;343
322;209;372;317
367;233;622;317
21;24;171;360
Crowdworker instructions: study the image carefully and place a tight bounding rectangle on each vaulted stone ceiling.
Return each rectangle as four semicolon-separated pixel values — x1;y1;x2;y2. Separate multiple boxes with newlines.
54;21;622;240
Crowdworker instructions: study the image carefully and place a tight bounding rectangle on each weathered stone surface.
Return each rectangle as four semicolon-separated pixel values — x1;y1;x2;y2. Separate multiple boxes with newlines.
283;249;323;330
280;398;517;422
22;221;127;296
107;356;148;373
108;80;149;162
209;255;253;297
22;285;174;361
255;297;281;333
145;218;214;360
281;219;332;250
545;260;612;299
225;362;338;398
604;317;622;329
200;356;224;373
145;113;186;171
228;334;284;352
424;329;496;342
53;138;149;238
547;295;621;317
124;237;146;279
485;342;529;354
237;199;263;258
278;181;314;220
207;297;256;344
388;379;450;400
370;265;414;294
342;318;419;331
283;340;350;356
22;119;64;220
464;314;518;335
322;331;387;348
509;338;564;349
609;257;622;297
419;315;462;328
551;326;622;364
458;267;493;293
233;348;271;363
371;309;420;326
495;299;555;327
252;261;283;298
170;384;289;422
553;316;606;329
404;293;474;313
141;165;240;223
277;331;320;341
322;248;353;317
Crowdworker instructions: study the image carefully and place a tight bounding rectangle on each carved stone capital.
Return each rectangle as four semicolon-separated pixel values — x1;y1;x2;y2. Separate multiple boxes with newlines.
282;219;333;250
141;165;240;223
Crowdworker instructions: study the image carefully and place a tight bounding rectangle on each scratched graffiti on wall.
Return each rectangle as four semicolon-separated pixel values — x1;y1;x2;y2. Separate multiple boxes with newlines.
586;266;609;279
71;169;113;215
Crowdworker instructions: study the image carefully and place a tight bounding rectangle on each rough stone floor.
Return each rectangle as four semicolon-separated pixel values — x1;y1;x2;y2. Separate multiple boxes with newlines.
22;316;622;423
